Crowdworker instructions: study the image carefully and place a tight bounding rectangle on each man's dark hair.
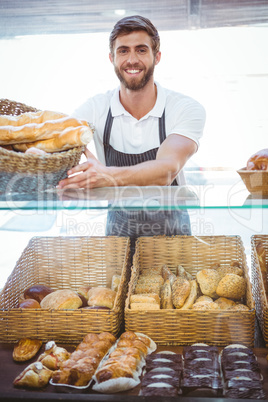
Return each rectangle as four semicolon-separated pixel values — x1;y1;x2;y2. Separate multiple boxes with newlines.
109;15;160;56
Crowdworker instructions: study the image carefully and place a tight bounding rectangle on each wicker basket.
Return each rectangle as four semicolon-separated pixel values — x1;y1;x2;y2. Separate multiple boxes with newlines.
0;99;84;193
0;236;131;343
237;168;268;195
251;234;268;346
125;235;255;347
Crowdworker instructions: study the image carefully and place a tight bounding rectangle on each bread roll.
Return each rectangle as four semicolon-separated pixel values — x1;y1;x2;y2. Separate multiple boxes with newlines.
231;303;250;311
180;279;198;310
40;289;82;309
177;265;193;280
18;298;41;309
138;274;164;285
77;285;91;299
216;274;246;300
192;300;220;311
160;279;173;309
161;265;176;286
195;295;213;303
216;265;243;279
87;287;116;309
196;269;220;298
171;276;191;309
134;281;161;295
214;297;236;310
24;284;54;303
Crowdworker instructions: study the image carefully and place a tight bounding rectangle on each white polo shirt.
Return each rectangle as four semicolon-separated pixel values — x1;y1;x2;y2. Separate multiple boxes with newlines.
72;82;206;184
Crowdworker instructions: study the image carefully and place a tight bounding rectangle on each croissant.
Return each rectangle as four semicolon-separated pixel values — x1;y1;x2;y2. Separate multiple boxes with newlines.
13;362;52;388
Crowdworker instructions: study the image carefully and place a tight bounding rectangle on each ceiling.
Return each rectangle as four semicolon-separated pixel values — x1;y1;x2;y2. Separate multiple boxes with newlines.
1;0;268;38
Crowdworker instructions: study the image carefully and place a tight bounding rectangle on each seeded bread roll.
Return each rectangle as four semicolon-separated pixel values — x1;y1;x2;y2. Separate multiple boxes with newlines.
216;274;246;300
192;300;220;310
196;269;220;298
216;265;243;279
40;289;82;310
162;265;176;286
231;303;250;311
134;281;162;296
171;276;191;309
160;279;173;309
180;279;198;310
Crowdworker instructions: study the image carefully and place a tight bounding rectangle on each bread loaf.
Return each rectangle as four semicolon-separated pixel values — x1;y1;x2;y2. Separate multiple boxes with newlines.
130;293;160;305
130;302;160;310
161;265;176;286
0;110;66;127
192;300;220;311
87;287;116;309
160;279;173;309
18;299;41;309
214;297;236;310
40;289;82;309
24;284;54;303
216;274;246;300
180;279;198;310
196;269;220;298
171;276;191;309
13;125;92;153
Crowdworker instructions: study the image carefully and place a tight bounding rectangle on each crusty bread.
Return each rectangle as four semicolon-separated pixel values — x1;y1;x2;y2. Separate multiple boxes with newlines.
216;265;243;279
130;293;160;305
180;279;198;310
134;281;162;296
214;297;236;310
161;265;176;286
192;300;220;311
231;303;250;311
87;287;116;309
13;125;93;153
18;299;41;309
137;274;164;285
216;274;246;300
195;295;213;303
160;279;173;309
196;269;220;298
172;276;191;309
40;289;82;309
24;284;54;303
130;302;160;310
0;110;66;127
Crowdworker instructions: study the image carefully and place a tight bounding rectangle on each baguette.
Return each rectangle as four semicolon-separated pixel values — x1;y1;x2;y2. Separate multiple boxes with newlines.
0;114;90;145
13;125;93;153
0;110;66;127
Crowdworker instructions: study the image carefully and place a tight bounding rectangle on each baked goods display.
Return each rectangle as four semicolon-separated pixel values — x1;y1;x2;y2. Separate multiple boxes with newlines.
131;262;249;311
17;281;120;310
140;351;182;396
220;344;266;399
51;332;117;387
92;331;156;393
0;110;93;153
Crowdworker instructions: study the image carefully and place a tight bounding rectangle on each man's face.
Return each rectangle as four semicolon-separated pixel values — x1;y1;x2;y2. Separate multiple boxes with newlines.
110;31;161;91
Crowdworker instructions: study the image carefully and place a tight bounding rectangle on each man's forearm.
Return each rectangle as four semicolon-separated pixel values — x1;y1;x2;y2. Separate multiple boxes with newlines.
107;159;179;187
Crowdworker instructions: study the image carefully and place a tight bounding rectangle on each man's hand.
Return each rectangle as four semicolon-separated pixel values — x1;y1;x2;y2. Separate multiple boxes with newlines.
57;149;116;189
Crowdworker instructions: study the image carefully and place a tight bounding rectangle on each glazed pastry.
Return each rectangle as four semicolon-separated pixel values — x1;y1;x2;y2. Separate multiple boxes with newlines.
13;338;42;362
37;341;71;370
13;362;52;388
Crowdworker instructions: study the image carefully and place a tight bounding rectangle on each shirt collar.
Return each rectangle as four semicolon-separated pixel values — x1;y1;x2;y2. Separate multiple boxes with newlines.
110;82;166;119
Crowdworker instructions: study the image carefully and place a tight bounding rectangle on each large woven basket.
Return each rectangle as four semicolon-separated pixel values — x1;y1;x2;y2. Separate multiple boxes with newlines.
0;99;84;193
251;234;268;346
125;235;255;347
237;168;268;195
0;236;131;343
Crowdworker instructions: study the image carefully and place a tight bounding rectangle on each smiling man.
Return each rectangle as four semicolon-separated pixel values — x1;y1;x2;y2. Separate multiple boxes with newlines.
58;15;206;254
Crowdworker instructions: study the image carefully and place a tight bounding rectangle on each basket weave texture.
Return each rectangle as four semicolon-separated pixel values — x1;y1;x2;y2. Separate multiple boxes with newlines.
125;235;255;347
0;236;131;343
237;168;268;195
0;99;84;193
251;234;268;346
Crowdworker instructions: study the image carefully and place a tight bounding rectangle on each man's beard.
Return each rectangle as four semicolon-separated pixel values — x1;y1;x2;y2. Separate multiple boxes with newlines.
114;63;155;91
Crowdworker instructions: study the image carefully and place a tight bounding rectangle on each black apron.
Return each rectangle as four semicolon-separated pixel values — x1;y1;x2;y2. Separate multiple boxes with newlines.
103;107;191;256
